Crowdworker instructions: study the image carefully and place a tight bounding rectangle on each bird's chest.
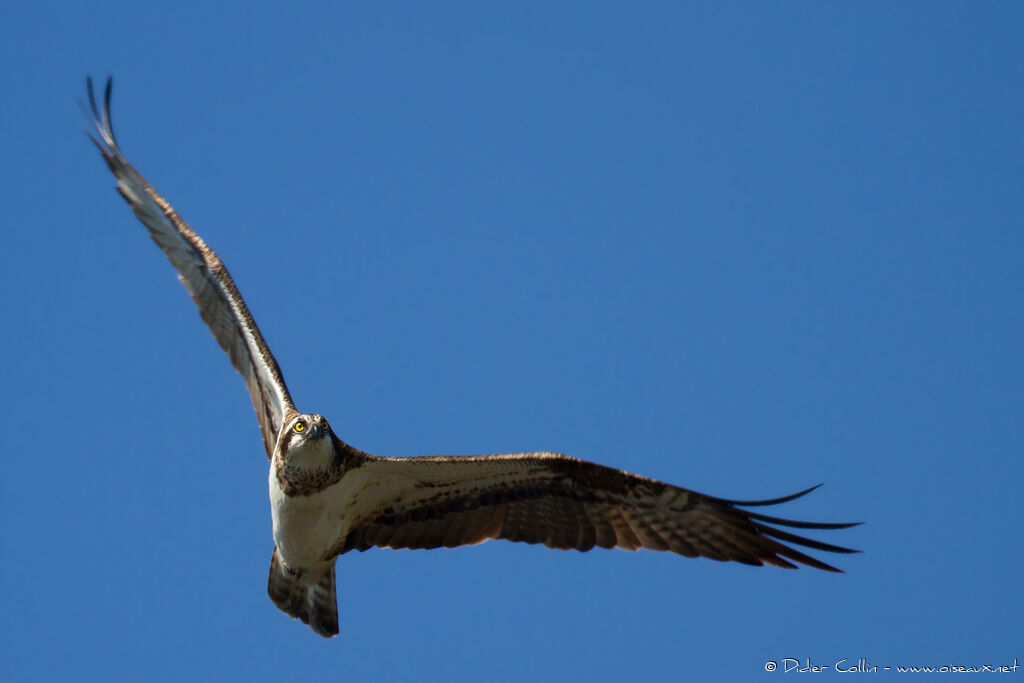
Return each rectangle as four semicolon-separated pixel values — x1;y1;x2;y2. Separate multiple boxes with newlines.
269;472;341;570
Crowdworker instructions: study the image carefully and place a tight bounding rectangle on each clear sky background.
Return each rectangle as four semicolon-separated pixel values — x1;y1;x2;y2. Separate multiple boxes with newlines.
1;3;1021;681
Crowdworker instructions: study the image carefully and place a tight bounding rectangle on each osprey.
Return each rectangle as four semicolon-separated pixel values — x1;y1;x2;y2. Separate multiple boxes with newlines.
85;78;858;638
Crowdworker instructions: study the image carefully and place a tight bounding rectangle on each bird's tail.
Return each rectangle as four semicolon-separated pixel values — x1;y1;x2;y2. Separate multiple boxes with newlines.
267;547;339;637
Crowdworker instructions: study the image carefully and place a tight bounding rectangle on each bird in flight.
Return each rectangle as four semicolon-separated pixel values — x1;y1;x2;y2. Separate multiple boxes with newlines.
85;77;859;638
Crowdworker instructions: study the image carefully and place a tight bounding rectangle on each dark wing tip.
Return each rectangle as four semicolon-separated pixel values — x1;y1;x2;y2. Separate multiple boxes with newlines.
704;482;861;571
714;483;862;530
83;75;117;150
745;512;863;531
714;483;823;507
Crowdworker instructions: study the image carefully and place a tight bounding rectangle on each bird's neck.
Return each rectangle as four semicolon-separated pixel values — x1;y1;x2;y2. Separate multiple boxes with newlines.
273;433;365;496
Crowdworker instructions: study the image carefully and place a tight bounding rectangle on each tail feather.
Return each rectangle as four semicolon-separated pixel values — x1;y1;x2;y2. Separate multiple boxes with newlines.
307;566;338;637
267;547;339;638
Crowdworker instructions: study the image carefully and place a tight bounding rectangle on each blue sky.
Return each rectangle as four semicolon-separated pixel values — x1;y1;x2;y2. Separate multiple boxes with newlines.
2;2;1021;681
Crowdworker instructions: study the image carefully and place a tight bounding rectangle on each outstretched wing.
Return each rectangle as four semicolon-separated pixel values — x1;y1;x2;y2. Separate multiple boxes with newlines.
85;77;296;458
336;452;859;571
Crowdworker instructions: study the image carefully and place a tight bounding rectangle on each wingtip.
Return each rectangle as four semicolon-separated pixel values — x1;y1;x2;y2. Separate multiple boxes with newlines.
85;75;98;122
84;74;117;150
718;482;824;508
103;77;115;145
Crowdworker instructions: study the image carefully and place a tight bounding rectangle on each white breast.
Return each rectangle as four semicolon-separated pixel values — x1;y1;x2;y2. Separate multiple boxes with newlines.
269;471;342;571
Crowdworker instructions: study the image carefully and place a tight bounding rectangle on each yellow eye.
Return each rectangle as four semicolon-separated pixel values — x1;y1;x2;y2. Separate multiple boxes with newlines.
320;418;329;431
294;420;306;433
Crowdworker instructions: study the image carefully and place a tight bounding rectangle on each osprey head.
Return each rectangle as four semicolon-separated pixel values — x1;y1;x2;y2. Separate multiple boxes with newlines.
277;413;336;472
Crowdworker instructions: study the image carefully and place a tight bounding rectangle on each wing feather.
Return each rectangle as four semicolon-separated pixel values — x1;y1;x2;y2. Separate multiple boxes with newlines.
85;77;296;457
337;452;859;571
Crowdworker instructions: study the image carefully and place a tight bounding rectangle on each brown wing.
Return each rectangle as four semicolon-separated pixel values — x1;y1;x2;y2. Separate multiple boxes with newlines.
85;77;297;457
336;452;859;571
